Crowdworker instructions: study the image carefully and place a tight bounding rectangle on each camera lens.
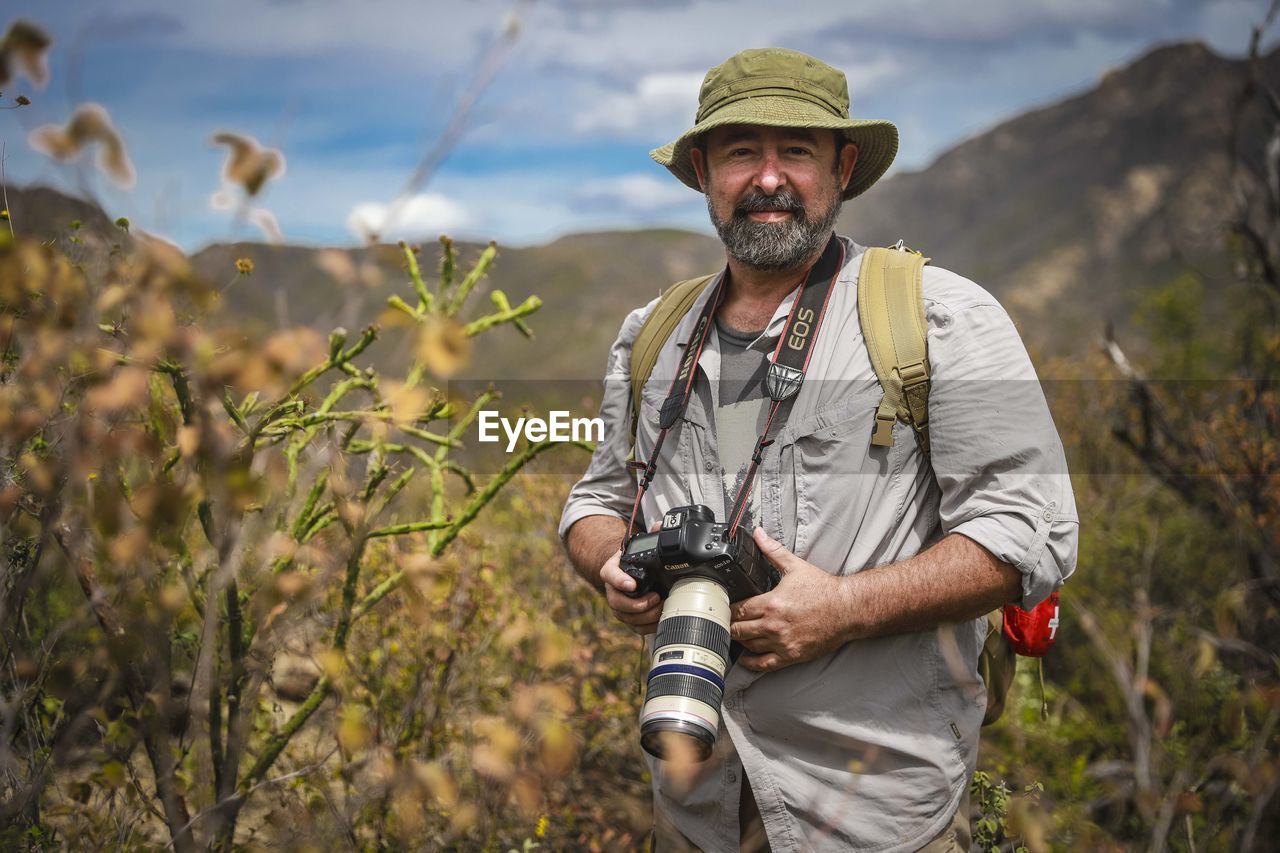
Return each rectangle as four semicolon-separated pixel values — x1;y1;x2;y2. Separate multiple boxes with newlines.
639;578;731;762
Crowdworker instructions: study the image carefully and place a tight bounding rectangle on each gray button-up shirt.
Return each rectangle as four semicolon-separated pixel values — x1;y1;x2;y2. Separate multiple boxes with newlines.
559;237;1078;852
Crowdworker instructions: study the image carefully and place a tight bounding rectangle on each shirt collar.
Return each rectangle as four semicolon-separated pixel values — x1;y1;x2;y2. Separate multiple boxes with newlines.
743;235;866;354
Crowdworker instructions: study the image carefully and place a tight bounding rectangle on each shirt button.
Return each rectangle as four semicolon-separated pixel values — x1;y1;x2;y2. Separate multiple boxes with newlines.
1042;506;1055;522
727;771;737;783
704;461;715;472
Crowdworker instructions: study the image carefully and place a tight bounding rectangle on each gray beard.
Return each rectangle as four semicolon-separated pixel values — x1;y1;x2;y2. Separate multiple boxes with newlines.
708;188;842;272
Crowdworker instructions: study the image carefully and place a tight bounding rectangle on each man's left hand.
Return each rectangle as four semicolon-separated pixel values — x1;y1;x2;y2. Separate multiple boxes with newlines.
729;528;856;672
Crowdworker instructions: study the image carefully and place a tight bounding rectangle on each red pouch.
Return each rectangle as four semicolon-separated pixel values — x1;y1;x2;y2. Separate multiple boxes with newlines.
1002;591;1060;658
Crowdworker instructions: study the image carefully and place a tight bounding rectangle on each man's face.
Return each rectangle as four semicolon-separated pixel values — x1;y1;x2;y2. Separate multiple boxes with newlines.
691;125;858;272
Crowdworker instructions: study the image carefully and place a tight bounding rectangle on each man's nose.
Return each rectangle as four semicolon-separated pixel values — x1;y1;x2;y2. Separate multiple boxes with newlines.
753;151;785;194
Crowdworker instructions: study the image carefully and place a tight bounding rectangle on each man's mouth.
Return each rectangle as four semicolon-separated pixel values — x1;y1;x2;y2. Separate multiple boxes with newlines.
747;210;793;223
734;191;805;224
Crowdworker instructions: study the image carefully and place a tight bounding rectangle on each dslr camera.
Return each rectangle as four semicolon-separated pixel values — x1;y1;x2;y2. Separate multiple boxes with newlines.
621;504;779;761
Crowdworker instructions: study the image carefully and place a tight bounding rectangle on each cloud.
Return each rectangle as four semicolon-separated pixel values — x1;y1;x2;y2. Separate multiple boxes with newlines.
75;10;184;40
572;71;703;136
77;0;511;68
808;0;1199;55
572;172;697;214
839;56;903;97
346;193;473;243
1;0;1246;253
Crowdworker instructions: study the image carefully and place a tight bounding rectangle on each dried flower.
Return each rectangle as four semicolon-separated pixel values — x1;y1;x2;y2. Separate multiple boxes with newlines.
0;20;51;89
29;103;137;188
247;206;282;243
211;131;285;197
316;248;356;286
414;316;471;378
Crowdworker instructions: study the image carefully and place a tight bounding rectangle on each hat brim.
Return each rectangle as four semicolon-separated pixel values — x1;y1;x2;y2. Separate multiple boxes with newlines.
650;95;898;200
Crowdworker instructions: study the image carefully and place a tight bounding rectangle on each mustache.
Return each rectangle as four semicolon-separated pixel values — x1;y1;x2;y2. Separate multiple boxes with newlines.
733;190;806;221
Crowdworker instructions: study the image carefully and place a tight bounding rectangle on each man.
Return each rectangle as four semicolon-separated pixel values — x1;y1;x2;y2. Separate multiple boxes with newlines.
560;48;1077;852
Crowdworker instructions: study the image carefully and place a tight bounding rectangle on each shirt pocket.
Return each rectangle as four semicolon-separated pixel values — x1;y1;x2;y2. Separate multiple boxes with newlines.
638;381;710;514
771;393;907;562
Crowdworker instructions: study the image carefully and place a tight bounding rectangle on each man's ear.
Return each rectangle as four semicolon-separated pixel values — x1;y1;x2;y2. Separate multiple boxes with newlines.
839;142;859;191
690;145;708;191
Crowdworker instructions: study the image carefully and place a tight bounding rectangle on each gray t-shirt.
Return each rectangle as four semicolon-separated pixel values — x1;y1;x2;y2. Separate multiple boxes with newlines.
715;319;769;527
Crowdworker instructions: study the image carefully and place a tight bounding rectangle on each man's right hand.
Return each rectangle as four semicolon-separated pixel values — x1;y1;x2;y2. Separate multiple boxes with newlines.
600;548;662;636
564;514;663;635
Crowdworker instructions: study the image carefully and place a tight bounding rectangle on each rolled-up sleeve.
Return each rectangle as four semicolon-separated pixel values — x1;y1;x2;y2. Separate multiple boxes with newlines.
927;300;1079;609
557;297;660;541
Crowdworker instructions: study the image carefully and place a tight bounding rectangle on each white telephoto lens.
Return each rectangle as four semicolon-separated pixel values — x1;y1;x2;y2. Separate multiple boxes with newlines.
640;578;731;761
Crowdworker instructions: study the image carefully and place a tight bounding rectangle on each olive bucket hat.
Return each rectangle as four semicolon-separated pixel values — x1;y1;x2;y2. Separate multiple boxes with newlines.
650;47;898;200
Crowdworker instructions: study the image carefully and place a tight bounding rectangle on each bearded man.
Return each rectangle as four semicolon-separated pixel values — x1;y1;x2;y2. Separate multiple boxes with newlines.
560;47;1077;852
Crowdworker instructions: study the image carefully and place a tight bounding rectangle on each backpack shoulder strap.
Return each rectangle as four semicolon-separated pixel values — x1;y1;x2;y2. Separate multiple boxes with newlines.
860;245;1019;724
628;273;717;448
857;245;932;455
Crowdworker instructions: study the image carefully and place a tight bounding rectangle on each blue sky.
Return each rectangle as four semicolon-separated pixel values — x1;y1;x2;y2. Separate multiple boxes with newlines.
0;0;1273;251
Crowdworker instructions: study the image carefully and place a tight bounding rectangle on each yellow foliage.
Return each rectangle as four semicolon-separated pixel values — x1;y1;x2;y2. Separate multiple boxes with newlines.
536;623;573;669
85;367;150;413
414;316;470;378
413;760;458;808
383;380;432;426
318;650;346;679
537;717;575;776
176;425;199;457
337;704;371;754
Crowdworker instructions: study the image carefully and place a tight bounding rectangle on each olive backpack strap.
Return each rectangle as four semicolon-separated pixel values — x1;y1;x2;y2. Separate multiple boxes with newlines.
980;609;1018;725
627;273;717;449
859;243;1022;726
857;243;932;456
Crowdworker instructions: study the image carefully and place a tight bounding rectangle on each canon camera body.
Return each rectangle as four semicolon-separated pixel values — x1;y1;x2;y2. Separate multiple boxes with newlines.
620;504;778;602
621;504;779;762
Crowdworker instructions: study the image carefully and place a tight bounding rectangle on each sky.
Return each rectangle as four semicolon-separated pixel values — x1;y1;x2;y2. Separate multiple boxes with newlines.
0;0;1275;252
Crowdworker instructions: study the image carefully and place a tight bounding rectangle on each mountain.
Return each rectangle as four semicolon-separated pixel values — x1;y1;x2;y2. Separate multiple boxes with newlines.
837;40;1267;354
188;229;726;381
5;40;1270;378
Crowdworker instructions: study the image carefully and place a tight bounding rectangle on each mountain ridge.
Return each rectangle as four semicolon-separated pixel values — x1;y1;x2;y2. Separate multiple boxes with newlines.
5;39;1270;377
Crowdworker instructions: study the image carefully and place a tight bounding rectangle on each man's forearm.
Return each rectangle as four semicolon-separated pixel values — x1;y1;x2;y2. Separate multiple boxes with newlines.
842;532;1022;642
564;514;627;594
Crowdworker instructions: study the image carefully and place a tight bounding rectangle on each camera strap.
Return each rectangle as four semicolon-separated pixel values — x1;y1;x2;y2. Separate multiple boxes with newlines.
625;234;846;546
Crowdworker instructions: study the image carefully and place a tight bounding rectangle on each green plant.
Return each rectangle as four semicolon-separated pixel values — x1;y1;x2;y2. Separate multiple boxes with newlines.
0;227;585;849
971;772;1045;853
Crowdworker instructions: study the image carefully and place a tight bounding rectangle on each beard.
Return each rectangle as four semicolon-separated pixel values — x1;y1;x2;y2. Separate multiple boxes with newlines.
707;185;842;272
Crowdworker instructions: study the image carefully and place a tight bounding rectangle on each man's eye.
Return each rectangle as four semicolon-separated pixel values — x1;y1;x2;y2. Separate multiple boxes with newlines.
788;147;813;156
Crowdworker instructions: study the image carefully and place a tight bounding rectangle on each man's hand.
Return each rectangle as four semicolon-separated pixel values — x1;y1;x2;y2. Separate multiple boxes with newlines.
730;528;855;672
599;522;663;636
565;515;665;635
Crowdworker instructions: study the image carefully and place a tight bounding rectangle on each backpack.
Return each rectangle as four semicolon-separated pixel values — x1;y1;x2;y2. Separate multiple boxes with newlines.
625;243;1054;726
